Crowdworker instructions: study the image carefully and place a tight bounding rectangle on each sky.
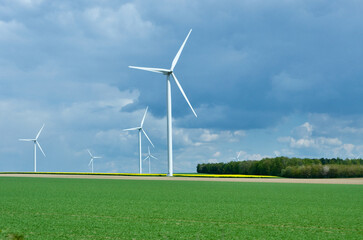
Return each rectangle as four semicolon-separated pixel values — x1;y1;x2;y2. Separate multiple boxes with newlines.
1;0;363;173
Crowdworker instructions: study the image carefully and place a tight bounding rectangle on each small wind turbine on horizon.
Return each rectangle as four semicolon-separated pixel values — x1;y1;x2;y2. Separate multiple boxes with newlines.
123;106;154;174
144;146;157;174
232;151;241;161
88;149;102;173
129;29;197;176
19;124;46;172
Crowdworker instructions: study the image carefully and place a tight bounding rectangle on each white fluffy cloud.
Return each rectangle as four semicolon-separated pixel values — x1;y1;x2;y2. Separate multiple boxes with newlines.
213;151;221;157
278;121;359;158
82;3;155;40
200;130;219;142
237;151;268;161
0;20;27;42
0;83;143;172
10;0;44;8
292;122;313;139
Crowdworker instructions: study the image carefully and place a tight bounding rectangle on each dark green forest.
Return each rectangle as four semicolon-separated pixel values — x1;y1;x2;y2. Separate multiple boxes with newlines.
197;157;363;178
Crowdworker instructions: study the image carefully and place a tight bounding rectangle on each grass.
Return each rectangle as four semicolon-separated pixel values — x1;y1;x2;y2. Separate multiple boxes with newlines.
0;177;362;239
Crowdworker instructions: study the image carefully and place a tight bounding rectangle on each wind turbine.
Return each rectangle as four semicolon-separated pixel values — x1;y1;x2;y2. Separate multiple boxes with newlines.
129;29;197;176
88;149;102;173
19;124;46;172
123;106;154;174
144;146;157;174
232;151;241;161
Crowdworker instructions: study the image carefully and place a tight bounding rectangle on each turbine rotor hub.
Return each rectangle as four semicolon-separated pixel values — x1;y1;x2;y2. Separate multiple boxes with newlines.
163;70;172;75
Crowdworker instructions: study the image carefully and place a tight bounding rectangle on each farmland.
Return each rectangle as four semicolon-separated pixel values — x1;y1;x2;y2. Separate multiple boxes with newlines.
0;177;362;239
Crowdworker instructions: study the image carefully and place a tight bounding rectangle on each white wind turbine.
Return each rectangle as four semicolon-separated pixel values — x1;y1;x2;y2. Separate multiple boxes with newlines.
123;106;154;174
19;124;46;172
144;146;158;174
232;151;241;161
129;29;197;176
88;149;102;173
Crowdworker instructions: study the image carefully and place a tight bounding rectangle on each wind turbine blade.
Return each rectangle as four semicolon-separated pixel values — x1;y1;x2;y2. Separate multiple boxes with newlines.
19;139;34;141
171;73;197;118
150;154;158;160
87;149;93;157
144;156;149;161
129;66;170;74
123;127;140;131
171;29;192;71
36;141;46;157
36;124;45;140
89;159;93;166
94;156;102;159
140;106;148;128
142;129;154;148
237;152;241;158
148;146;151;155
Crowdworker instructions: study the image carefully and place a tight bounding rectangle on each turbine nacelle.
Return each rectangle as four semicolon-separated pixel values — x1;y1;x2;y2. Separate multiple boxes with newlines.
19;124;46;157
19;124;46;172
128;30;197;118
143;146;157;174
122;106;154;148
88;149;102;159
235;152;242;161
163;71;172;76
144;146;158;161
122;106;155;174
128;29;195;176
87;149;102;173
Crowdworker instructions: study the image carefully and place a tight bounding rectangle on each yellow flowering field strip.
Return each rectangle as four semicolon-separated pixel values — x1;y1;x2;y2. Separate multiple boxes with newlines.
174;173;278;178
0;172;277;178
0;172;167;177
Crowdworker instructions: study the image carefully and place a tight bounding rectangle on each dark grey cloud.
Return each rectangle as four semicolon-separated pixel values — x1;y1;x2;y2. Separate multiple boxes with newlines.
1;0;363;172
3;0;362;128
118;0;363;130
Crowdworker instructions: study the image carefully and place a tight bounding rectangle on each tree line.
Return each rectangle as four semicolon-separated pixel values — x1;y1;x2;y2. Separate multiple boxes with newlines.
196;157;363;178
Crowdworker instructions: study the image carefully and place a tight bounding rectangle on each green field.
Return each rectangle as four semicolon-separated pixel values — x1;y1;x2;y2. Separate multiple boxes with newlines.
0;177;362;239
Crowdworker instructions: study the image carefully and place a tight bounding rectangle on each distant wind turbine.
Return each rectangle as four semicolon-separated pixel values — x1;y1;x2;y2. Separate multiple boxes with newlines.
123;106;154;174
144;146;157;174
129;29;197;176
273;151;280;157
232;151;241;161
88;149;102;173
19;124;46;172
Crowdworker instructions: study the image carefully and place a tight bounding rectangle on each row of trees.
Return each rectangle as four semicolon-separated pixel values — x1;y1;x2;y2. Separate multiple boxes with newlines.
281;164;363;178
196;157;363;178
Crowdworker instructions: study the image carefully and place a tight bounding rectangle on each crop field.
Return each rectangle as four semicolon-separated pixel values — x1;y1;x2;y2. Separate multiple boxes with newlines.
0;177;362;239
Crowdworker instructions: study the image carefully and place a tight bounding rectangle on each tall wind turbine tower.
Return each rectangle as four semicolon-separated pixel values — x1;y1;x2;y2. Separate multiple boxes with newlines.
129;29;197;176
144;146;157;174
123;106;154;174
88;149;102;173
19;124;46;172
